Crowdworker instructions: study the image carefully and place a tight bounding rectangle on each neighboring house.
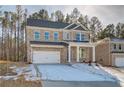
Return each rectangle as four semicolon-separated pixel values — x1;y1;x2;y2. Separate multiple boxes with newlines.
95;38;124;67
26;19;96;64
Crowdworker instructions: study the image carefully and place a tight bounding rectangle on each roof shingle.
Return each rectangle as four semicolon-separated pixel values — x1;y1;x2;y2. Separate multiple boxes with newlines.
27;18;86;30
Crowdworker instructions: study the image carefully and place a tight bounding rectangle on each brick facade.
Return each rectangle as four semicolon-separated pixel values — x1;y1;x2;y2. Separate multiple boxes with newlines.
95;39;111;66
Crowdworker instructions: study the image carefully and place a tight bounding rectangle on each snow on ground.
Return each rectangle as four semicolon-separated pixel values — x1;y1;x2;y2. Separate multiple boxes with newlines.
37;63;116;81
72;63;116;80
0;64;40;81
100;67;124;86
0;76;18;80
13;64;41;81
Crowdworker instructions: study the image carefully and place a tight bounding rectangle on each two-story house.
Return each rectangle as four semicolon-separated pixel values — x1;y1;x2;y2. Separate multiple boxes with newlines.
26;19;96;64
95;38;124;67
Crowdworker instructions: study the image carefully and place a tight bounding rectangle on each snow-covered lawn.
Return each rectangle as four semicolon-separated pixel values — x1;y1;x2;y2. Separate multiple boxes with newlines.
101;67;124;86
37;63;116;81
12;64;41;81
0;63;42;87
0;64;40;81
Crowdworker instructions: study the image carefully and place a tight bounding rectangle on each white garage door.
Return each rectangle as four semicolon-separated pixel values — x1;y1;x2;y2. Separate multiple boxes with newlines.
115;57;124;67
33;51;60;64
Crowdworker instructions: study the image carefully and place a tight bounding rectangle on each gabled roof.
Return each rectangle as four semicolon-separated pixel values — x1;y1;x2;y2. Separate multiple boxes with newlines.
27;18;88;31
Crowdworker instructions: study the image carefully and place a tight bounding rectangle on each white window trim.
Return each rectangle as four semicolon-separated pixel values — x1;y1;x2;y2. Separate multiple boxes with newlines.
63;32;70;40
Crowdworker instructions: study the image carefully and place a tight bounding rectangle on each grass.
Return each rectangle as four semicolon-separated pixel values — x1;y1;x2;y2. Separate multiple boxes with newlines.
0;61;42;87
0;63;17;76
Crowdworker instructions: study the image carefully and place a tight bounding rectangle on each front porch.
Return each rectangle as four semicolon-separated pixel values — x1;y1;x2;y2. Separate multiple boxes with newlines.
67;42;96;63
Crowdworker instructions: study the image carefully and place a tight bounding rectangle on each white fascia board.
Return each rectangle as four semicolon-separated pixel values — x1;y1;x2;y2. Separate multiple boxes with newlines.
68;42;95;47
112;53;124;55
63;23;75;30
76;21;89;31
111;41;124;44
30;44;64;48
72;25;80;30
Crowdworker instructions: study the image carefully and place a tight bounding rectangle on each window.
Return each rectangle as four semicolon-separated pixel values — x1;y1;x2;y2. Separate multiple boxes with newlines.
67;33;70;40
54;32;59;41
114;44;116;49
34;32;40;40
63;32;70;40
119;44;122;50
81;34;85;41
76;33;80;41
44;32;50;41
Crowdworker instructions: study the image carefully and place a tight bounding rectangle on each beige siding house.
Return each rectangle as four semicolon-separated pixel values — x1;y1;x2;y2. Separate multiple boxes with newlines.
26;19;124;67
26;19;96;64
95;38;124;67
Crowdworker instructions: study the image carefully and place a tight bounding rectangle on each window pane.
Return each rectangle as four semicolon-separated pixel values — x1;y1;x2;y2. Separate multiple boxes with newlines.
76;33;80;41
114;44;116;49
81;34;84;41
67;33;70;39
34;32;40;40
119;44;121;50
54;32;58;41
45;32;49;41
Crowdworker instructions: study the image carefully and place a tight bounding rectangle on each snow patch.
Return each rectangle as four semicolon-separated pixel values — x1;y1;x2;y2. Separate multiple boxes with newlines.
0;76;18;80
0;64;40;81
72;63;115;80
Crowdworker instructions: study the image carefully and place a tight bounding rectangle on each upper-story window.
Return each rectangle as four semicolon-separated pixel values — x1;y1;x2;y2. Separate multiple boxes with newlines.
63;32;70;40
44;32;50;41
34;32;40;40
67;33;70;40
76;33;86;41
119;44;122;50
114;44;116;49
76;33;80;41
81;34;85;41
54;32;59;41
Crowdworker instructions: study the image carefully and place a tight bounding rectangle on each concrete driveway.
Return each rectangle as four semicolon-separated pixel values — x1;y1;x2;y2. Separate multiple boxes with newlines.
35;64;120;87
42;80;120;87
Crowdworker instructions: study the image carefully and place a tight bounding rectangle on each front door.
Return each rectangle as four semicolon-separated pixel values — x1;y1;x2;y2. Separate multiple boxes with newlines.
79;48;86;62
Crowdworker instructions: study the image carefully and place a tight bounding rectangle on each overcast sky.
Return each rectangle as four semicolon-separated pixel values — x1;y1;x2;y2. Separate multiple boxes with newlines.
1;5;124;26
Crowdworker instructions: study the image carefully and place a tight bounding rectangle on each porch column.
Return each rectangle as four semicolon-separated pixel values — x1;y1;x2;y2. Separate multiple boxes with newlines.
92;46;95;62
68;45;71;63
77;46;79;62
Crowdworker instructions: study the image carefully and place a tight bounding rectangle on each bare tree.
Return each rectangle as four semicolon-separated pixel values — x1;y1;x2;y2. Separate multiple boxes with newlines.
0;5;27;62
90;16;103;42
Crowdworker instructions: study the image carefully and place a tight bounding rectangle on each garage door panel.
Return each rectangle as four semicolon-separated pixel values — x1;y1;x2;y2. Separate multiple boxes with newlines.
115;57;124;67
33;51;60;63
